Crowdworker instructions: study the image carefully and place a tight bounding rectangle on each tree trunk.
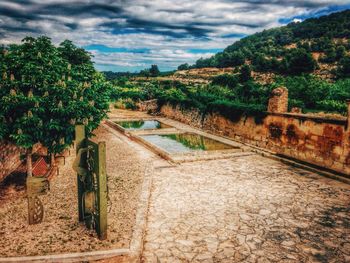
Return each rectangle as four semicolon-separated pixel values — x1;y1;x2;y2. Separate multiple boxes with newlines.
26;148;33;177
50;152;55;167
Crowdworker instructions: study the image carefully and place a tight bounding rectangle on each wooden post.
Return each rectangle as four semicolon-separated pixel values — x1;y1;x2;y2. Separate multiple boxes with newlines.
27;176;48;224
74;125;107;239
347;100;350;130
97;141;107;240
75;125;85;222
26;148;33;177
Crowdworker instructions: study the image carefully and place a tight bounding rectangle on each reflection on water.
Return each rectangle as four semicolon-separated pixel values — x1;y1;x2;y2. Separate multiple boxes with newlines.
140;133;234;154
116;120;171;130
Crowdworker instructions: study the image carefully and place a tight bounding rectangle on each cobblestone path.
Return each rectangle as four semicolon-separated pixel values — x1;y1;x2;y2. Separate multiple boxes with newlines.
142;155;350;262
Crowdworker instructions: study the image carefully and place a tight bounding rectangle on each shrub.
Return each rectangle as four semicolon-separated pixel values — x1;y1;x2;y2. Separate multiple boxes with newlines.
315;100;347;114
282;48;317;75
337;56;350;78
211;74;238;89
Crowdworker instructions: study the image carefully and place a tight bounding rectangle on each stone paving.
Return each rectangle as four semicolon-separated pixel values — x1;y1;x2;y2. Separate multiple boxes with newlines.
142;155;350;263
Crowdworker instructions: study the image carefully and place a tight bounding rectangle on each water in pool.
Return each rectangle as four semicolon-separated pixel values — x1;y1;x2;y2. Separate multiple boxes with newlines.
140;133;234;154
116;120;171;130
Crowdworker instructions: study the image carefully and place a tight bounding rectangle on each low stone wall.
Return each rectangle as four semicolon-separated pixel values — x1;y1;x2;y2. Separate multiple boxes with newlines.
0;142;43;182
0;141;23;182
137;99;158;113
160;104;350;175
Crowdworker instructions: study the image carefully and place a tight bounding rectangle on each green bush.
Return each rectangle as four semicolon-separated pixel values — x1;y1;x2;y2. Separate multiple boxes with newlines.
272;74;349;114
337;56;350;78
281;48;317;75
315;100;347;114
207;99;266;122
211;74;238;89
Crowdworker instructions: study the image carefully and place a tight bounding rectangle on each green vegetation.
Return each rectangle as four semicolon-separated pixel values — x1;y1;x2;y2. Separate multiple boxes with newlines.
192;10;350;77
0;36;111;176
139;64;161;77
338;56;350;78
111;78;269;122
280;48;316;74
110;71;349;119
272;75;350;113
178;63;190;70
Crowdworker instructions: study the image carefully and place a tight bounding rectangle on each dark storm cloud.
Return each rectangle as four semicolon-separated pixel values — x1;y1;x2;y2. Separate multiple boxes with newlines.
0;0;348;71
1;0;348;39
37;2;123;17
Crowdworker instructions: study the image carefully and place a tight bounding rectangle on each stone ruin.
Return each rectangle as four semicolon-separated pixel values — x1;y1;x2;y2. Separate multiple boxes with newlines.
348;100;350;129
268;86;288;113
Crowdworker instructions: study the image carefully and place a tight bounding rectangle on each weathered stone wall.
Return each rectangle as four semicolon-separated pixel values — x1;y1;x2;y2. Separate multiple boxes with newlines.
137;99;158;113
0;141;23;182
160;104;350;175
267;86;288;113
0;142;44;182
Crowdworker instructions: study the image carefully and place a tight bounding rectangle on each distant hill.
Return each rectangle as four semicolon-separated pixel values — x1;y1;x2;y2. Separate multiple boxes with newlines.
187;10;350;79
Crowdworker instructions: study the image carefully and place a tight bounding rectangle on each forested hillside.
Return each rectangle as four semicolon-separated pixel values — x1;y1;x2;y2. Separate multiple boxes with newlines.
187;10;350;78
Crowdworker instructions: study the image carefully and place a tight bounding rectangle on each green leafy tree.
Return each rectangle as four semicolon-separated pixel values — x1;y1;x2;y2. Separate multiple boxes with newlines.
336;45;346;60
217;51;245;67
321;47;337;63
211;74;238;89
282;48;317;75
149;64;160;77
195;57;212;68
139;69;150;78
178;63;189;70
239;64;252;82
337;56;350;78
0;36;111;176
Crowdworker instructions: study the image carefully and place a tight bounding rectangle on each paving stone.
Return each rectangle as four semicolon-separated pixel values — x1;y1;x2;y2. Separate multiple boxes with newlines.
281;240;295;247
141;149;350;262
259;209;271;216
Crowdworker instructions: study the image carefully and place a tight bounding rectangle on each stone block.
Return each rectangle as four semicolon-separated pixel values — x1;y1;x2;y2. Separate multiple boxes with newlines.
268;87;288;113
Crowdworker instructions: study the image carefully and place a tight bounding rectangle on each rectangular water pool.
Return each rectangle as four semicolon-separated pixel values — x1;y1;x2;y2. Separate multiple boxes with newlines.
139;133;235;154
115;120;171;130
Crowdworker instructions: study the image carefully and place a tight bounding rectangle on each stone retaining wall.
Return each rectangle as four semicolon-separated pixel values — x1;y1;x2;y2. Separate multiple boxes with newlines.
137;99;158;113
0;142;43;182
0;141;23;182
160;103;350;175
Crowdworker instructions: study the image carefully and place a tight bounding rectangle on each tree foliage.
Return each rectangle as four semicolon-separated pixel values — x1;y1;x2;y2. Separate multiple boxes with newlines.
0;36;111;175
178;63;190;70
281;48;316;75
337;56;350;78
149;64;160;77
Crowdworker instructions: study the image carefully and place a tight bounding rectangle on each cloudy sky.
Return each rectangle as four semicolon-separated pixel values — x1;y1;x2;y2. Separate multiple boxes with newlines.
0;1;349;72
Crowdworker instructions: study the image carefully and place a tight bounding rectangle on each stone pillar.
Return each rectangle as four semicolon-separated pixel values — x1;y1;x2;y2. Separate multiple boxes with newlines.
347;100;350;130
268;87;288;113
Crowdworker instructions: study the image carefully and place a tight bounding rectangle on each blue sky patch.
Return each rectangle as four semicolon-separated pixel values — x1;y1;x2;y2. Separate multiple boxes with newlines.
85;44;150;54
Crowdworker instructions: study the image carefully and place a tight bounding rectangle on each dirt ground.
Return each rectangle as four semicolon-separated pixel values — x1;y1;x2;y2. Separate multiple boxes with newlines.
0;125;147;257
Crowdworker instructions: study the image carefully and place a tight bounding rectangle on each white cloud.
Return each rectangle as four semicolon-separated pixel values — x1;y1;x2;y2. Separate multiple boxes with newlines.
0;0;348;71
